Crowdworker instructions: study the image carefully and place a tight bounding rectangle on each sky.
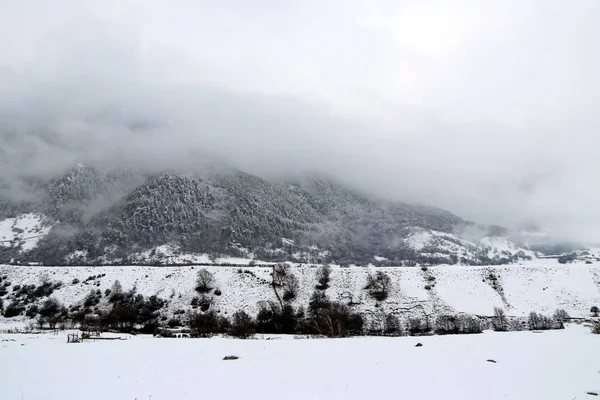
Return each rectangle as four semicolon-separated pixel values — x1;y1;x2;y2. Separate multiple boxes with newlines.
0;0;599;241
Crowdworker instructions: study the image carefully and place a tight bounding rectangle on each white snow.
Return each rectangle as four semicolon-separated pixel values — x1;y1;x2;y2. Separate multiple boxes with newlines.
0;213;51;251
0;324;598;400
2;262;599;325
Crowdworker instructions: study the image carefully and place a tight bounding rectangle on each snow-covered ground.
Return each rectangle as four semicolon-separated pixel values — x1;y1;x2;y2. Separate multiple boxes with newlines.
1;324;598;400
0;213;50;251
1;261;599;325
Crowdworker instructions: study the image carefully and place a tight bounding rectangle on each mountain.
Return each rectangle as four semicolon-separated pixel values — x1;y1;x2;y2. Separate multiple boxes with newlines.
0;164;536;266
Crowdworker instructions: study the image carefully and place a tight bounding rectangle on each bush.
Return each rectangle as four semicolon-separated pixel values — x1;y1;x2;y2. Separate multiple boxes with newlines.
25;305;39;318
214;289;222;296
591;306;599;317
591;321;600;334
72;278;80;285
365;271;391;301
32;282;54;298
12;284;21;291
4;301;25;318
168;318;182;328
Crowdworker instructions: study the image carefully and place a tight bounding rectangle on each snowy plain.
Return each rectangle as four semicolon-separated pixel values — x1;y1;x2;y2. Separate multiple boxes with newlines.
1;324;599;400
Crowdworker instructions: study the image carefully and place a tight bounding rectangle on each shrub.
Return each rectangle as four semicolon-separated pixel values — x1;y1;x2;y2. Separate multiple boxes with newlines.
591;321;600;334
308;294;363;337
365;271;391;301
25;305;39;319
195;269;215;293
168;318;182;328
421;266;428;272
4;301;25;318
315;265;331;290
72;278;80;285
12;284;21;291
0;286;7;296
32;282;54;298
214;289;222;296
591;306;599;317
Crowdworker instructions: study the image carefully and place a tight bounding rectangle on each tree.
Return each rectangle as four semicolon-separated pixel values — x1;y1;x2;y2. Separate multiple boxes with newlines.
384;314;401;335
195;269;215;293
365;271;391;301
553;309;569;323
282;274;299;301
272;263;290;287
109;280;124;303
528;312;553;330
315;265;331;290
189;310;220;337
492;307;508;331
231;310;255;339
591;306;599;317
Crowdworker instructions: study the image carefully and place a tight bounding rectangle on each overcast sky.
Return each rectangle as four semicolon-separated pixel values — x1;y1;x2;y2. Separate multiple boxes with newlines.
0;0;599;241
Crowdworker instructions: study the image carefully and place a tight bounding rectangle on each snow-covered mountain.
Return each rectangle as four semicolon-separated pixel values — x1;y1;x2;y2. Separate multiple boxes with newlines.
0;164;544;266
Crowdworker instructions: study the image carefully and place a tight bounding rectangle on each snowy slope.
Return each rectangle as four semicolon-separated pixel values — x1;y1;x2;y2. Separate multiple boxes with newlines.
1;324;599;400
1;261;599;324
0;213;51;251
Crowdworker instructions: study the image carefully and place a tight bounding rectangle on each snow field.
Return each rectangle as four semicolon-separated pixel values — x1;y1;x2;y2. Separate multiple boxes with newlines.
0;324;598;400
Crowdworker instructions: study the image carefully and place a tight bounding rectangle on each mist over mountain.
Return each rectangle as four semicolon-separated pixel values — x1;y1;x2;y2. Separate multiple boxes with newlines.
1;1;599;249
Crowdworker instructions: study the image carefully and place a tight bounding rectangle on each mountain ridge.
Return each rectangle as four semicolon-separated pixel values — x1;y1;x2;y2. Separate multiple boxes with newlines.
0;164;540;266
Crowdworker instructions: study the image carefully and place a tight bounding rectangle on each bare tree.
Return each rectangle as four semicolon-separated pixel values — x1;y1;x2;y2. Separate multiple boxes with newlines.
492;307;508;331
365;271;391;301
195;268;215;293
272;263;290;287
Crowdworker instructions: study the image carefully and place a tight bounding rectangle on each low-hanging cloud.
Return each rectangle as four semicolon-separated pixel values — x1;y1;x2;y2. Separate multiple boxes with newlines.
1;0;599;243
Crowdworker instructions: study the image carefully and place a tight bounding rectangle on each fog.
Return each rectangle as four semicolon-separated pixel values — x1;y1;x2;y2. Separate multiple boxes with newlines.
1;1;599;242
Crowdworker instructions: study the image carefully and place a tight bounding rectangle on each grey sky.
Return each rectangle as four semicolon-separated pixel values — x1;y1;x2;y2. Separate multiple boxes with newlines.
1;1;599;241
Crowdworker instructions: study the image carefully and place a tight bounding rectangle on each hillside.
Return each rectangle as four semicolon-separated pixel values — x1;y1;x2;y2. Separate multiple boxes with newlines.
0;165;537;266
1;260;598;331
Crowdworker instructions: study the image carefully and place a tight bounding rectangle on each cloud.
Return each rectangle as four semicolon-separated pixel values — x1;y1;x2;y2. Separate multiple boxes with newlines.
0;0;599;242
